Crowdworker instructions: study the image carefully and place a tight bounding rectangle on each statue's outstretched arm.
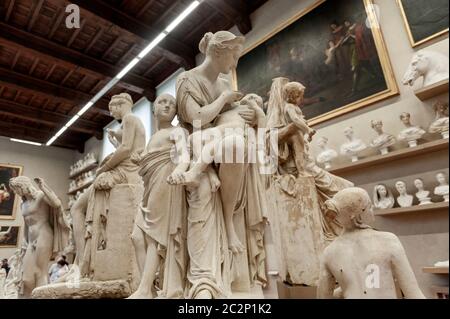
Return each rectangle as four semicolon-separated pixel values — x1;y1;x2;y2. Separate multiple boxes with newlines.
34;178;62;209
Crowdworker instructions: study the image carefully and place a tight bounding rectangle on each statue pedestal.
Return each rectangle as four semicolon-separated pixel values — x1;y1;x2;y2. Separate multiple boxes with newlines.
266;175;325;286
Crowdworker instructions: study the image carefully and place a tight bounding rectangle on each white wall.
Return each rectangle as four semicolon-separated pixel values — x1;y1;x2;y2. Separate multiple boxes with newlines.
0;137;75;259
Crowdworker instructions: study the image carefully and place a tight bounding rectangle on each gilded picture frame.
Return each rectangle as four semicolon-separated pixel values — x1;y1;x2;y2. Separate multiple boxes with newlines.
0;226;20;248
0;163;23;220
233;0;399;126
397;0;449;48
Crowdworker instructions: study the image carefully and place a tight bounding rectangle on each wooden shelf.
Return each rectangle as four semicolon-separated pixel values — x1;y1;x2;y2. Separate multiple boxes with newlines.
374;201;449;216
69;162;98;180
67;181;93;195
329;139;449;175
414;79;449;101
422;266;449;274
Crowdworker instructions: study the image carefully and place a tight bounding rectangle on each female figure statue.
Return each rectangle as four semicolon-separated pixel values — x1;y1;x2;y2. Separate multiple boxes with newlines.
434;172;449;202
372;184;395;210
429;101;449;139
174;31;268;299
414;178;432;206
395;181;414;208
369;120;396;155
8;177;69;297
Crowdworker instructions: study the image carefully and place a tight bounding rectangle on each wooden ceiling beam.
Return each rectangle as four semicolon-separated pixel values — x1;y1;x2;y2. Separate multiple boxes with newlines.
0;22;156;94
4;0;15;22
69;0;196;69
27;0;45;31
0;99;104;138
136;0;156;18
206;0;252;34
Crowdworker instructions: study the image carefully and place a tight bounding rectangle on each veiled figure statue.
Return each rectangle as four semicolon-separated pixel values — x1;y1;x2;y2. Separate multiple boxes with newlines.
265;77;353;286
172;31;268;299
8;177;70;297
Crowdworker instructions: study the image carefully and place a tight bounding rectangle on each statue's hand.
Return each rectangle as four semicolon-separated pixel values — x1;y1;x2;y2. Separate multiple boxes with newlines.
222;90;243;105
238;107;256;126
33;177;44;189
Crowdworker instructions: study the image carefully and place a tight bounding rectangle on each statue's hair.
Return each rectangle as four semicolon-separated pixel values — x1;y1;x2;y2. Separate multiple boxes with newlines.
9;176;37;200
400;112;410;120
199;31;245;55
371;120;382;129
434;101;449;117
111;93;133;105
283;81;305;103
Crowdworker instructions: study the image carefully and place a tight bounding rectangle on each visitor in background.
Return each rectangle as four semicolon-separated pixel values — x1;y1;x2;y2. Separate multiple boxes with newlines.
48;255;69;283
1;258;10;277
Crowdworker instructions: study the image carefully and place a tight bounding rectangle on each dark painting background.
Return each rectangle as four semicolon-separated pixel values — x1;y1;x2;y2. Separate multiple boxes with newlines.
0;166;20;217
236;0;388;120
0;226;19;246
401;0;449;43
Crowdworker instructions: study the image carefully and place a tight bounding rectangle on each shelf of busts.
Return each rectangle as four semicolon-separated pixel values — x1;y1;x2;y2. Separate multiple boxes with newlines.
414;79;449;101
69;162;98;180
422;266;449;274
67;181;93;195
328;139;449;176
374;201;449;217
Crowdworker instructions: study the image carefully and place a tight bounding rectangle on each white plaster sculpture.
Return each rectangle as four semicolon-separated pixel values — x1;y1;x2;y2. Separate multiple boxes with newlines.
2;248;26;299
0;267;6;298
429;101;449;139
397;112;426;148
434;260;449;268
318;187;425;299
434;172;449;202
171;31;268;299
372;184;395;210
414;178;432;206
369;120;396;155
395;180;414;208
340;126;367;162
316;137;338;169
402;50;449;88
264;77;353;286
129;94;187;299
8;177;70;297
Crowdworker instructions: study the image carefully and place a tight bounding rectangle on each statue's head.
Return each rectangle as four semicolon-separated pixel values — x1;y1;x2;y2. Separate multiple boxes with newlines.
317;136;328;148
283;81;306;105
400;112;411;125
325;187;373;230
436;172;448;185
154;93;176;123
434;101;449;116
375;184;388;198
414;178;424;190
199;31;245;74
370;120;383;132
108;93;133;120
395;180;407;195
241;93;263;110
343;126;354;139
9;176;37;199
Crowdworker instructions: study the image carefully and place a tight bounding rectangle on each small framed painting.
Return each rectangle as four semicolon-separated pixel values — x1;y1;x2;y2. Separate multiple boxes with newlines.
0;164;23;220
0;226;20;248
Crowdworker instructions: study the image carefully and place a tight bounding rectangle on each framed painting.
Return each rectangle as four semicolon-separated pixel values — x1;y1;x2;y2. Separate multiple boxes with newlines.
0;164;23;220
234;0;398;126
397;0;449;47
0;226;20;248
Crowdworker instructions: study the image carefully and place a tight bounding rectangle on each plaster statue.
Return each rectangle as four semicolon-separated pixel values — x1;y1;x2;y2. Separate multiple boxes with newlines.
316;137;338;169
429;101;449;139
340;126;367;162
265;76;353;286
434;172;449;202
369;120;396;155
128;94;187;299
8;177;70;297
0;267;6;298
434;260;449;268
2;248;26;299
395;181;414;208
397;112;426;148
402;50;449;88
372;184;395;210
318;187;425;299
414;178;432;206
173;31;268;298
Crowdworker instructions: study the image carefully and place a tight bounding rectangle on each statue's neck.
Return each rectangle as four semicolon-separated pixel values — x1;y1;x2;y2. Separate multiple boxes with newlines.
198;58;221;82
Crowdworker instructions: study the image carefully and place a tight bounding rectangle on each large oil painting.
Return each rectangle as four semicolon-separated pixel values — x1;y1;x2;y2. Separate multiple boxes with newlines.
0;164;23;220
397;0;449;47
235;0;398;125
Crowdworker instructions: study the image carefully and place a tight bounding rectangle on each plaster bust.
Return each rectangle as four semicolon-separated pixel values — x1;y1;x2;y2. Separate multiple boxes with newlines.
372;184;395;210
429;101;449;139
397;112;426;147
340;126;367;162
402;50;449;88
434;172;449;202
369;120;396;155
316;137;338;169
395;181;414;208
414;178;432;206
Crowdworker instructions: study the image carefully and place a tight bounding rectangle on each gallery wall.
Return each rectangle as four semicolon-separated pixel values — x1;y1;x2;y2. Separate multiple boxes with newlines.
0;136;75;260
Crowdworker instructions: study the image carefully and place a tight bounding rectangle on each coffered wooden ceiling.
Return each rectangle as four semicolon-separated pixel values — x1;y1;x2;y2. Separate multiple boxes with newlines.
0;0;268;151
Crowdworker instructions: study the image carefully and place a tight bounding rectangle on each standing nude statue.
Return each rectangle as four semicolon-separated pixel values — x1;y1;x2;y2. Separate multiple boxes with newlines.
318;187;425;299
8;177;69;297
129;94;188;299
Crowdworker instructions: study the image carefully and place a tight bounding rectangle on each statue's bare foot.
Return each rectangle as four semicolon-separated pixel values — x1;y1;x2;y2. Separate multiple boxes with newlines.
209;174;221;193
228;231;245;254
168;170;200;187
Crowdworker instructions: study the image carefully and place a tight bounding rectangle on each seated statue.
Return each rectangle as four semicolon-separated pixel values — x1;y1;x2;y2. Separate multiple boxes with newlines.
318;187;425;299
8;177;70;297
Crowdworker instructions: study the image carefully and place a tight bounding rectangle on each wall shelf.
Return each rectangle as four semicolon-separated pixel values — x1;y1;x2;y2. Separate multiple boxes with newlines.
67;181;93;195
374;201;449;216
422;266;449;274
69;162;98;180
414;79;449;101
329;139;449;175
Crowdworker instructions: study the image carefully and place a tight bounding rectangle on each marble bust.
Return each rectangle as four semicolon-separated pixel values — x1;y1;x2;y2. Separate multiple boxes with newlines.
429;101;449;139
395;181;414;208
372;184;395;210
397;112;426;147
414;178;432;206
340;126;367;162
316;137;338;169
369;120;396;155
434;172;449;202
